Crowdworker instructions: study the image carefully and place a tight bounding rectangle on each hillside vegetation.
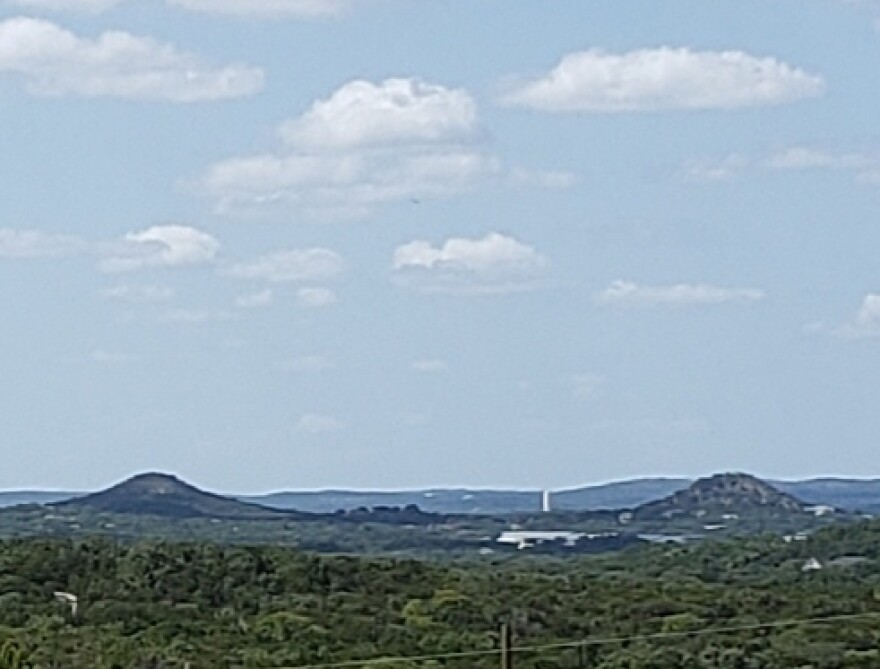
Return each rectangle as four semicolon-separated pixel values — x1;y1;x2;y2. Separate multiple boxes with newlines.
1;519;880;667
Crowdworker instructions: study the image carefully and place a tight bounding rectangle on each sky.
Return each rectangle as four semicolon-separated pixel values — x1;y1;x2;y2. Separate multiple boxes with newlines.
2;0;880;492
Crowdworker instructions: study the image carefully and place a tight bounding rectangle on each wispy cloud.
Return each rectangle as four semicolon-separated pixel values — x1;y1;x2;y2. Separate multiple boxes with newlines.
685;145;880;185
0;17;263;102
0;228;86;258
501;47;823;113
235;289;273;309
99;284;175;302
597;280;765;307
227;249;344;283
295;287;337;308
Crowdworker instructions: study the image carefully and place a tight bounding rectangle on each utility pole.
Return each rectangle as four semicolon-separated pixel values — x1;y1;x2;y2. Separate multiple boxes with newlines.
500;622;513;669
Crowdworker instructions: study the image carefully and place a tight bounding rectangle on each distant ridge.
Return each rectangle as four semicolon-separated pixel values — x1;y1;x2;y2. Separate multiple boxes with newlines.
56;472;291;520
4;473;879;515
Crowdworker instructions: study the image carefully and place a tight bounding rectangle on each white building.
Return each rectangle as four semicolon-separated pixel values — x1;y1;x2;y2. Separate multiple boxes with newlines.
497;530;583;550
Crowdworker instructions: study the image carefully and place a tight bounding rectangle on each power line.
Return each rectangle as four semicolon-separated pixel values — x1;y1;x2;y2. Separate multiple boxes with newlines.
271;611;880;669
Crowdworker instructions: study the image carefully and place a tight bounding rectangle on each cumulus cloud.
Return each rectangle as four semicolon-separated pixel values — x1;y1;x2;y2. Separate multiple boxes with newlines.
597;280;765;307
0;17;263;101
199;77;512;218
501;47;823;113
228;249;344;283
99;225;219;273
296;413;344;434
295;287;337;308
0;228;85;258
280;78;478;149
393;232;547;294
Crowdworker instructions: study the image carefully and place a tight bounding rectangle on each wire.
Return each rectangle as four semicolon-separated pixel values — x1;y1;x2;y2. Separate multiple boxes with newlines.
270;611;880;669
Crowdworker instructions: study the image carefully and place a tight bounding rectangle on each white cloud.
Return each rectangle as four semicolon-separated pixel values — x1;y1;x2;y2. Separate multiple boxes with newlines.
296;413;344;434
0;228;85;258
685;145;880;185
282;355;332;373
199;77;509;218
228;249;344;283
99;225;219;273
838;294;880;338
767;147;880;183
393;232;547;294
99;284;175;301
295;287;337;308
203;149;499;218
683;153;750;183
857;295;880;330
0;17;263;102
502;47;823;113
410;359;448;374
235;288;273;309
279;78;478;149
597;280;765;307
167;0;353;17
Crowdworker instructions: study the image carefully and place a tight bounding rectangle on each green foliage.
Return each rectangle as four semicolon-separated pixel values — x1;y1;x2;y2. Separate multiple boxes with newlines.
0;522;877;666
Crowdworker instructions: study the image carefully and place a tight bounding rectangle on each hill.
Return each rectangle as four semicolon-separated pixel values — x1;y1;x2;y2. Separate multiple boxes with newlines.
634;472;808;520
55;472;291;520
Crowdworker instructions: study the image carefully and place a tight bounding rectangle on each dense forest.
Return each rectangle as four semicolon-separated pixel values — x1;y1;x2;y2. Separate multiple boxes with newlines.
1;519;880;668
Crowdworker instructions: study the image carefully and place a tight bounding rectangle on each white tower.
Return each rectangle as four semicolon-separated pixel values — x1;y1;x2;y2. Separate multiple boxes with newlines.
541;490;552;513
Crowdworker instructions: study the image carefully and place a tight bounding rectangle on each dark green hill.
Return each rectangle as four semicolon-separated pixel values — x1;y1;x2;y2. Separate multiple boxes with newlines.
55;472;290;520
635;472;807;520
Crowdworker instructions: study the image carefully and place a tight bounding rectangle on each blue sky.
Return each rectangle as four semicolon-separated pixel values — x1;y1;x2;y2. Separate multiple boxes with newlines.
2;0;880;492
